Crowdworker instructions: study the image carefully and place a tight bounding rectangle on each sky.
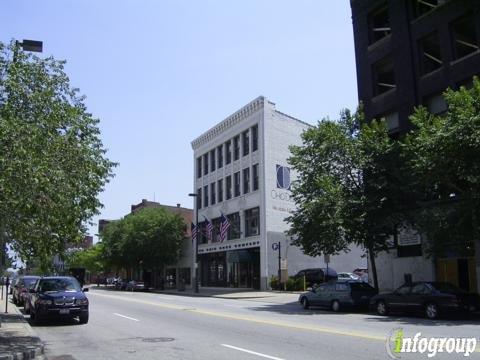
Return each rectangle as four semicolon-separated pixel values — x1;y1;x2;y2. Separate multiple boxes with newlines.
2;1;359;241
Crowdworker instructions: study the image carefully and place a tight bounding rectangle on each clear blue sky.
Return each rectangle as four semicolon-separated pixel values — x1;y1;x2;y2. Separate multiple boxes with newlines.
2;1;358;240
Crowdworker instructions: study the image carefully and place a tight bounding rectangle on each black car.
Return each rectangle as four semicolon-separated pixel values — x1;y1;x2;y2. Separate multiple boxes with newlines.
28;276;89;324
299;280;377;311
371;282;480;319
293;268;338;288
12;275;40;306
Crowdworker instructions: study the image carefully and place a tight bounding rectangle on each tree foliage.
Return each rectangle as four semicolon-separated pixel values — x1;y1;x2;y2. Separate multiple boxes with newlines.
0;41;116;270
287;109;407;290
100;207;186;274
404;76;480;257
66;243;105;274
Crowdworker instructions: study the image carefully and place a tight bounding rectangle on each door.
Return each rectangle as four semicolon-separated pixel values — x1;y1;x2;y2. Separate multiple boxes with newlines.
388;284;412;311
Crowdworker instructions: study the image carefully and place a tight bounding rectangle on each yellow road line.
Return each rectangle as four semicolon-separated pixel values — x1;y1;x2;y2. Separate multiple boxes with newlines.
90;292;385;341
90;292;480;353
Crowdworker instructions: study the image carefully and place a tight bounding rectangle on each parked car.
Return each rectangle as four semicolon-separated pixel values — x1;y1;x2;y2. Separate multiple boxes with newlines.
299;280;378;311
293;268;338;288
337;272;360;281
114;279;127;290
371;281;480;319
12;276;40;306
27;276;89;324
125;280;146;292
9;277;19;294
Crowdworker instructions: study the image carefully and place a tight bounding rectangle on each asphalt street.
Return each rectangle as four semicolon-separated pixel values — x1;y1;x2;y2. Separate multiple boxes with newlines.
31;288;480;360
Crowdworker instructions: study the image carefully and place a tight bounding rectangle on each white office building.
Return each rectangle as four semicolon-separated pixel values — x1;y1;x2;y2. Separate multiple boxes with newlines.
191;96;367;290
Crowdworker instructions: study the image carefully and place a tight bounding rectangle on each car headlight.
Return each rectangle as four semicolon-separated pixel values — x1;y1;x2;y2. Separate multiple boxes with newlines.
76;298;89;305
36;299;52;305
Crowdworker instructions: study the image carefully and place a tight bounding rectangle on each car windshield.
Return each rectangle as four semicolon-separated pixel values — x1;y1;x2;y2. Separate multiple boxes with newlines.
24;278;39;287
39;278;82;292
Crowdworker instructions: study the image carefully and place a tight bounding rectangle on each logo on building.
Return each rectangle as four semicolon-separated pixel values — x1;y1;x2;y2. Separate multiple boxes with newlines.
276;165;291;190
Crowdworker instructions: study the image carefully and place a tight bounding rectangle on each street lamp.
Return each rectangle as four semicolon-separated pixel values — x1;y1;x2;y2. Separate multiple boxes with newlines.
188;193;199;293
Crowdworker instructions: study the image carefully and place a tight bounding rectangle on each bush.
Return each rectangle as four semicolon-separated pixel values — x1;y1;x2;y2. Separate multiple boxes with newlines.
269;276;280;290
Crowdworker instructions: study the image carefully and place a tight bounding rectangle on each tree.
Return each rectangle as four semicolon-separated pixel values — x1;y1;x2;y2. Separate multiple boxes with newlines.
287;109;407;290
66;243;106;275
0;41;116;271
404;76;480;257
100;207;186;278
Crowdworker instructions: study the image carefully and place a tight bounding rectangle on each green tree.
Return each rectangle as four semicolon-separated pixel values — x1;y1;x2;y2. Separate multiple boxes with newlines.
404;76;480;257
0;41;116;271
66;243;106;274
101;207;186;278
287;109;407;290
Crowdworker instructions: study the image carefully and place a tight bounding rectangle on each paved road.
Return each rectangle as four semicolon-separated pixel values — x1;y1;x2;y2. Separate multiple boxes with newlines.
32;289;480;360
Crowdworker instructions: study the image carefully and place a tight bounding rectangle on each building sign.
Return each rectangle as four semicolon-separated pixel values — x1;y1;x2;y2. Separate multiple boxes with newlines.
398;227;421;246
276;165;291;190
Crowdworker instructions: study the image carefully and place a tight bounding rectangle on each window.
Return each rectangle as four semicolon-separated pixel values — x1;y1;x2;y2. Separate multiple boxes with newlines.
243;168;250;194
199;221;207;244
233;135;240;161
410;0;449;19
380;112;399;132
242;130;250;156
234;171;241;197
451;13;479;60
210;183;216;205
372;57;396;96
252;164;259;191
217;144;223;169
226;175;232;200
394;285;411;295
212;217;221;242
252;124;258;152
227;212;240;240
245;207;260;237
196;157;202;178
225;140;232;164
197;188;202;209
368;5;391;44
210;150;216;172
203;185;208;208
424;93;447;114
411;283;431;295
217;179;223;202
419;32;442;75
203;153;209;175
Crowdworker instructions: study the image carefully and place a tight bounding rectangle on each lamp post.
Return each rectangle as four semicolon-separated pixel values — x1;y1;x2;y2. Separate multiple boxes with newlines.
188;193;199;293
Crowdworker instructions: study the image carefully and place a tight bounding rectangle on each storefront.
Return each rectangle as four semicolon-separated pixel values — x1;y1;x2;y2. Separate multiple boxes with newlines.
199;248;260;289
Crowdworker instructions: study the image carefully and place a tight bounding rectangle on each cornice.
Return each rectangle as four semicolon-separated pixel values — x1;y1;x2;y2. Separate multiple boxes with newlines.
191;96;266;150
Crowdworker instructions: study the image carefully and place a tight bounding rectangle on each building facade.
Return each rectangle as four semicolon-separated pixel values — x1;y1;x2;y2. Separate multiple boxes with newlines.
99;199;193;289
191;96;367;290
350;0;480;291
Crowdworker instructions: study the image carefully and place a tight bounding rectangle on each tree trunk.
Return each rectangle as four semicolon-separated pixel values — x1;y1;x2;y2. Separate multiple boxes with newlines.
368;246;379;292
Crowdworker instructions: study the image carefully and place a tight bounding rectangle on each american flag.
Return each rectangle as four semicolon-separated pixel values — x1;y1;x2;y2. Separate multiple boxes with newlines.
191;222;197;243
204;216;213;242
219;213;230;242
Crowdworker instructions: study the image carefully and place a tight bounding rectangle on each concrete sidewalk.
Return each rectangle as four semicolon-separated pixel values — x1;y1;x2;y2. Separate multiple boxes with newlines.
96;285;303;304
0;288;44;360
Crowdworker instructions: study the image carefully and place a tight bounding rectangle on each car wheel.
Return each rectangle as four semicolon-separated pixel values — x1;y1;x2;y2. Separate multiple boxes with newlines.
79;313;89;324
331;300;341;312
301;297;310;310
376;300;388;316
425;303;438;320
30;311;41;325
